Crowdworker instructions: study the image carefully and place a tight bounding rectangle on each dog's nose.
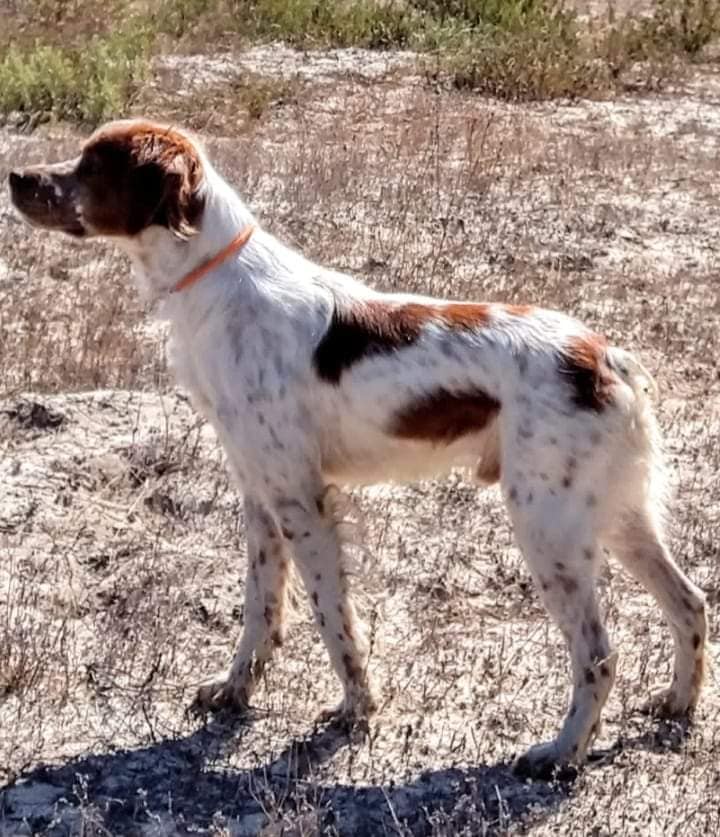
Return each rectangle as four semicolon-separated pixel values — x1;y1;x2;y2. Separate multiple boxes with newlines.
8;170;37;196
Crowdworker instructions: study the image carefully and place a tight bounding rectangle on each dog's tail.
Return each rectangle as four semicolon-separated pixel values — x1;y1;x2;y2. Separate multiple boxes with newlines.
606;346;659;401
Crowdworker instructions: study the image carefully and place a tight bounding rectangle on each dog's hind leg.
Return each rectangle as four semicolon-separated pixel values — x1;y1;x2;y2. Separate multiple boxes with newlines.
506;490;616;778
604;507;706;716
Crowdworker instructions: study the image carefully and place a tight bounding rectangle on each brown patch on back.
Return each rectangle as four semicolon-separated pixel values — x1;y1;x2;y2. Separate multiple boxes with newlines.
390;387;500;445
313;300;492;384
78;120;205;239
503;304;535;317
436;303;492;329
558;334;616;412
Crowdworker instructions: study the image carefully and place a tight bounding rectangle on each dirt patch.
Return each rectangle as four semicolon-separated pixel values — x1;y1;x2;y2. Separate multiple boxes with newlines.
155;44;418;87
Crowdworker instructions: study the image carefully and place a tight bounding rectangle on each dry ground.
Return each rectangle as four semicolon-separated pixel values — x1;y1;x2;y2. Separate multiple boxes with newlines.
1;46;719;836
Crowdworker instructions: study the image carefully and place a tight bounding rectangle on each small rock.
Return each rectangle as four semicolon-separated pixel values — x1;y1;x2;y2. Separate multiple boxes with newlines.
3;400;65;431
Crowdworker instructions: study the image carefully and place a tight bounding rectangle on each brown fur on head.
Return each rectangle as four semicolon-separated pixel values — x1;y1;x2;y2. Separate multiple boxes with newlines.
8;119;206;240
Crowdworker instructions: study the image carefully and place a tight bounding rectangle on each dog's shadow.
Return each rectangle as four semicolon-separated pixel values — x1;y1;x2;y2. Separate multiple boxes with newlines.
0;711;692;835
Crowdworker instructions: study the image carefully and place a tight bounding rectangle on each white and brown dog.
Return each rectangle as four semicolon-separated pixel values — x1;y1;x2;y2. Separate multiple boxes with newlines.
8;119;707;776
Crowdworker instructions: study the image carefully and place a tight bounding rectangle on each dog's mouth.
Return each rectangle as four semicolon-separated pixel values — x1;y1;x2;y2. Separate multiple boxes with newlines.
8;168;87;237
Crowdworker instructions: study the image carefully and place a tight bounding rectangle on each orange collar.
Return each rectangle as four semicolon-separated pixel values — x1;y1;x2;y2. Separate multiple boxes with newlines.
171;225;255;294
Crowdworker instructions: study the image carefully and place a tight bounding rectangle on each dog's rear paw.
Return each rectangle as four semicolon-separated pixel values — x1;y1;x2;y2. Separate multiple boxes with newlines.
512;742;579;782
641;686;692;719
189;673;252;717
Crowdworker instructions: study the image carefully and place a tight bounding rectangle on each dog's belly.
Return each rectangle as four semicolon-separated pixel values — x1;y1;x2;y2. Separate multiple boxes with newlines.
320;425;495;487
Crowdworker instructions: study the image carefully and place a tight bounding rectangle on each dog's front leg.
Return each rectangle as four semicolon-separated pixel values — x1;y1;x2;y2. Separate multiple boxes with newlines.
193;496;291;713
274;490;379;723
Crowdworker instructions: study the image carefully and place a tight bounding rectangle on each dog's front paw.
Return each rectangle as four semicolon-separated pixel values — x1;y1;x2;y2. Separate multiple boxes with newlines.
512;741;579;781
190;671;252;716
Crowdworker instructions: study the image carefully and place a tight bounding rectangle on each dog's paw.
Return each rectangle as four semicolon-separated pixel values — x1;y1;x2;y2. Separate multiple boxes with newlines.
641;686;692;718
316;688;379;730
512;741;579;782
189;672;252;717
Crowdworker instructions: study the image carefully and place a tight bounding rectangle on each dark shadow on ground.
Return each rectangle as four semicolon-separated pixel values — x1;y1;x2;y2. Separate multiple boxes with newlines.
7;711;667;835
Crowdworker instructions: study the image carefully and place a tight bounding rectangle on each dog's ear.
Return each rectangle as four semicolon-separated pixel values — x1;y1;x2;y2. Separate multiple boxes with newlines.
134;133;205;240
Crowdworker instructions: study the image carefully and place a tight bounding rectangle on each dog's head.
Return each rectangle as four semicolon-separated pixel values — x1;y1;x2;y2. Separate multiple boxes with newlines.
8;119;205;241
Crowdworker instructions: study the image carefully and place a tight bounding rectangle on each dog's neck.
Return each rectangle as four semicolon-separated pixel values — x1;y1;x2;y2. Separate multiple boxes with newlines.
118;161;258;305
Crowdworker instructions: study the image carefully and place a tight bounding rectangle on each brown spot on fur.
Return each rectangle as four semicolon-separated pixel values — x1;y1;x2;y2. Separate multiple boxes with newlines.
476;454;501;484
693;633;701;649
281;527;294;540
319;612;326;627
78;120;205;239
263;606;273;627
343;622;354;640
311;591;319;607
509;486;518;502
555;562;566;571
585;668;596;684
586;493;598;507
556;574;578;595
503;304;535;317
439;303;493;329
558;334;616;412
390;387;500;445
562;475;573;489
271;629;283;647
342;653;360;682
258;550;266;566
569;704;577;718
315;572;322;582
600;664;610;678
313;301;492;384
251;658;266;681
692;656;705;691
540;578;550;591
583;548;594;561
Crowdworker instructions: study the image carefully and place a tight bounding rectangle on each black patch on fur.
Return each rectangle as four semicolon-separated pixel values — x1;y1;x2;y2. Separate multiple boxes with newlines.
313;305;421;384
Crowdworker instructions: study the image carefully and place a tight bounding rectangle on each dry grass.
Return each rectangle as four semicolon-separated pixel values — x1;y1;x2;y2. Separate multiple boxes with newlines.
1;1;719;124
1;31;720;837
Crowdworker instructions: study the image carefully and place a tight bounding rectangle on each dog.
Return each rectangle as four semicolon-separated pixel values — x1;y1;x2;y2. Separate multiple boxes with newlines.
8;119;707;777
